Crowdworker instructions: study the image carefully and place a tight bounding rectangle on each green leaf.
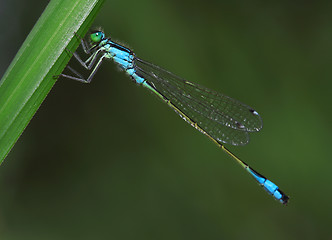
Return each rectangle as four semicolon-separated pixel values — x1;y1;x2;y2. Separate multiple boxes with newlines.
0;0;105;164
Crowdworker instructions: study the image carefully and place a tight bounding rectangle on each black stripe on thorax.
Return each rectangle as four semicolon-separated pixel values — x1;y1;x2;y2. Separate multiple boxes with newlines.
108;38;133;54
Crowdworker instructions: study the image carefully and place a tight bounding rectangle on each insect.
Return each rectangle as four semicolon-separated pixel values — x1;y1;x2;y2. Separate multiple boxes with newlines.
58;30;289;204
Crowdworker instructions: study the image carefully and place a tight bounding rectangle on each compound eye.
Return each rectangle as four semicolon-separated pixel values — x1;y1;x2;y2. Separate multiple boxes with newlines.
90;31;105;43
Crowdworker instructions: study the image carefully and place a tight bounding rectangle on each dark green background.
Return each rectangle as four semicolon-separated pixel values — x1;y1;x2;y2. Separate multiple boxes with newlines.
1;0;331;239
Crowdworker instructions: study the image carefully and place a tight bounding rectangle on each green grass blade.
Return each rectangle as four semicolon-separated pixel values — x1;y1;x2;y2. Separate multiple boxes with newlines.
0;0;105;164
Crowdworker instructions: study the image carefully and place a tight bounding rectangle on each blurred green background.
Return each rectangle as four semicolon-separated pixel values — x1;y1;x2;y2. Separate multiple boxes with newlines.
1;0;332;239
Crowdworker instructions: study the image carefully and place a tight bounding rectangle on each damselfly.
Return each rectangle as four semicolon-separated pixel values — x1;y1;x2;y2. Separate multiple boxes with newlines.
58;30;289;205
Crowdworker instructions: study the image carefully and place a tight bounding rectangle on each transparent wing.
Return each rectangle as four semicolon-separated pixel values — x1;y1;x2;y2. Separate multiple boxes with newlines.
134;58;263;146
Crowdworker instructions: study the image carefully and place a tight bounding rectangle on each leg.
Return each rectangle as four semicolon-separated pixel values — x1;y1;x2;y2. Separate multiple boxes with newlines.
66;48;102;70
58;54;106;83
56;31;104;83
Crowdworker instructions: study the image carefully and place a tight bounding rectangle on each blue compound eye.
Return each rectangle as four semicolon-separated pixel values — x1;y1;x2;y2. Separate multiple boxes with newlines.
90;31;105;43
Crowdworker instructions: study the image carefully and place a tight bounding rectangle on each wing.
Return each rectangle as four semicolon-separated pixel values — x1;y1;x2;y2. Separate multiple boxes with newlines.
134;58;263;146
